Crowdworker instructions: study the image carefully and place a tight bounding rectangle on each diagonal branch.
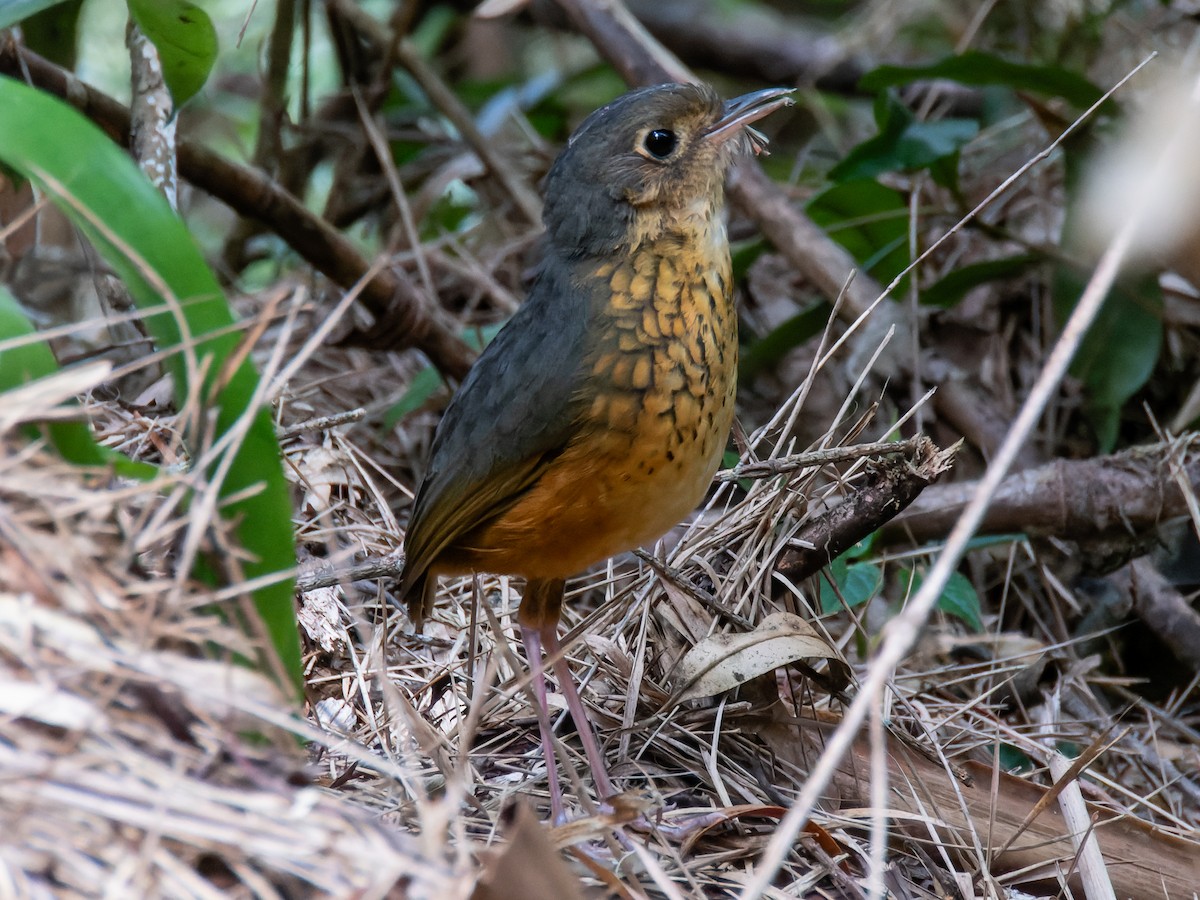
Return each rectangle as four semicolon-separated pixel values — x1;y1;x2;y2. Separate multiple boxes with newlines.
0;37;474;380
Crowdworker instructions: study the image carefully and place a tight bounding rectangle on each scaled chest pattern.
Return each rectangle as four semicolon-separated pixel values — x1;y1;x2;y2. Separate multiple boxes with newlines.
577;240;737;511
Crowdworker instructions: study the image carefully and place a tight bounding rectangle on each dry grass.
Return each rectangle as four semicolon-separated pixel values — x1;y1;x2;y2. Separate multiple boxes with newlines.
4;266;1199;898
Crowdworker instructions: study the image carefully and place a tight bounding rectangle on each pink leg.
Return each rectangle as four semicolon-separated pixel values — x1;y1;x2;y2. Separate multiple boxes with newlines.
540;622;617;801
520;624;566;823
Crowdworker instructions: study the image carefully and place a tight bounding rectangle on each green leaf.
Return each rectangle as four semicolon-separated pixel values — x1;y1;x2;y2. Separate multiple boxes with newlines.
730;237;767;283
410;4;458;57
0;287;154;476
383;365;444;428
844;532;877;560
739;301;832;383
420;180;480;240
819;558;848;614
1054;266;1162;451
903;567;984;632
127;0;218;107
720;448;753;492
1056;740;1082;759
0;77;301;694
820;558;882;614
860;51;1110;112
807;179;911;291
964;533;1026;551
996;743;1034;773
383;322;504;428
921;253;1041;308
0;0;69;29
938;571;984;632
830;92;978;183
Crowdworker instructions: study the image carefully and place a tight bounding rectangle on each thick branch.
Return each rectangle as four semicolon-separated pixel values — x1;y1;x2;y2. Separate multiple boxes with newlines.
628;0;858;88
886;438;1200;543
777;436;958;581
1108;557;1200;672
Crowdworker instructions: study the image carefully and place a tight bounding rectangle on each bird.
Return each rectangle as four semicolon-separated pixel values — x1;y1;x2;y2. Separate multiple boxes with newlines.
398;82;793;820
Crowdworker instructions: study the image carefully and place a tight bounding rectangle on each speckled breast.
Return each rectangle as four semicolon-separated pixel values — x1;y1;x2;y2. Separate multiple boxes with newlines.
534;242;738;573
449;242;738;581
582;244;737;479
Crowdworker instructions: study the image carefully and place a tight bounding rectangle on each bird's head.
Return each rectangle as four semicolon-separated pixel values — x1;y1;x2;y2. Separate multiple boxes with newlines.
542;83;793;257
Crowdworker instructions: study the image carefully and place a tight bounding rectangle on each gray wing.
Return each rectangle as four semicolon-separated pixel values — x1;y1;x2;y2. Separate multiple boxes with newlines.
399;254;598;605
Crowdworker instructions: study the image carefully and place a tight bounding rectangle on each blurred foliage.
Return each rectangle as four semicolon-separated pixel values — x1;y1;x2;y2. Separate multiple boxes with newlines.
807;179;910;292
818;533;983;633
0;286;154;474
859;51;1110;112
0;77;302;694
828;91;978;188
1053;267;1163;451
902;568;985;633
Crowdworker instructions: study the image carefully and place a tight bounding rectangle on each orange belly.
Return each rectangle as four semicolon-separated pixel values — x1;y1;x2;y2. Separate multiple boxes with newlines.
448;400;733;579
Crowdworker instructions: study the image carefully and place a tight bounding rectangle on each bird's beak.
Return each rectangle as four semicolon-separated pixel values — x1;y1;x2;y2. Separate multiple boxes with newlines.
706;87;795;155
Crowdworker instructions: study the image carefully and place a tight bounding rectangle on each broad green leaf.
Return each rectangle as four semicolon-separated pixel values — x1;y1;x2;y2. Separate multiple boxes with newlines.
1056;740;1082;759
903;568;984;632
739;301;832;383
860;51;1109;112
0;0;68;29
937;571;984;632
420;180;480;240
383;365;444;428
997;743;1034;773
384;323;503;428
127;0;218;107
921;253;1041;308
0;287;153;476
963;533;1026;551
820;558;882;614
844;532;877;560
808;179;910;291
0;77;301;694
1054;266;1162;451
830;92;978;184
819;558;848;614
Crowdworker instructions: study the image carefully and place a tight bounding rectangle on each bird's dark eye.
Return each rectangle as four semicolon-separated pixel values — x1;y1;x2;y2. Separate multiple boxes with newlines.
643;129;677;159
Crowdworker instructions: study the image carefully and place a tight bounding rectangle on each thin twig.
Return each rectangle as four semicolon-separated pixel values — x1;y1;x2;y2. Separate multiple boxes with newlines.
279;408;366;440
715;436;924;482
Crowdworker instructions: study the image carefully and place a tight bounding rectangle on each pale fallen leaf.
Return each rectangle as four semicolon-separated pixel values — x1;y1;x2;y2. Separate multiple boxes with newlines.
670;612;844;704
0;679;105;729
297;585;348;653
292;444;359;513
